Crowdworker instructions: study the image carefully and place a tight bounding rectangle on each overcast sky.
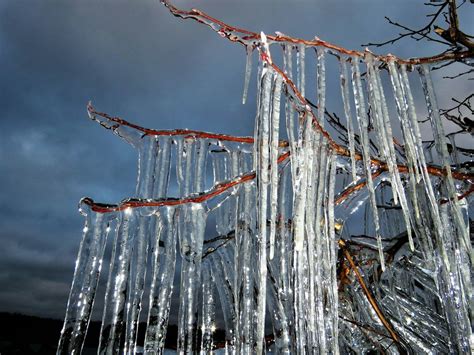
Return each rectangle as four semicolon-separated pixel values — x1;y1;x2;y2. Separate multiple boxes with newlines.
0;0;472;321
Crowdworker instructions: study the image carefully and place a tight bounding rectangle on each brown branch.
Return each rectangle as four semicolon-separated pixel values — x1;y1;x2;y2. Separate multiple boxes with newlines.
363;2;451;47
339;239;401;345
433;0;474;50
334;170;384;205
364;0;474;52
440;183;474;204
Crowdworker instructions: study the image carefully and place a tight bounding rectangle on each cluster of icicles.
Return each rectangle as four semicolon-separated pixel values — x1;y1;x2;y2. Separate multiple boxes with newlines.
58;33;472;354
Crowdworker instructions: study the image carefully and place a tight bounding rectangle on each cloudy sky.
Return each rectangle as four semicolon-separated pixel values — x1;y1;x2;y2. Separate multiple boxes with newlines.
0;0;471;321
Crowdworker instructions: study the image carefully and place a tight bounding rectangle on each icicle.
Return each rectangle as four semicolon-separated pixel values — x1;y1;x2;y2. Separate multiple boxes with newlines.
176;137;185;194
200;263;215;353
242;45;253;105
419;64;473;352
269;75;283;259
153;136;172;199
339;57;358;182
211;251;237;348
124;215;151;354
254;64;272;354
293;108;313;253
266;259;291;353
144;207;178;352
276;166;291;310
387;61;421;225
326;152;339;354
374;61;414;251
136;136;158;198
211;150;228;235
177;203;207;353
283;45;298;184
194;138;208;192
365;54;414;251
235;182;256;352
351;56;386;271
57;204;113;354
419;64;471;263
316;47;326;127
99;207;138;354
183;138;194;196
400;64;447;263
313;142;328;352
297;43;305;97
218;246;239;347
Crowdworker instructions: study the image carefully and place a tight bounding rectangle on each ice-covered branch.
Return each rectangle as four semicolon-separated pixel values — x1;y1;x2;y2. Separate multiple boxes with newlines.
160;0;473;65
87;103;290;147
80;151;290;213
87;100;474;213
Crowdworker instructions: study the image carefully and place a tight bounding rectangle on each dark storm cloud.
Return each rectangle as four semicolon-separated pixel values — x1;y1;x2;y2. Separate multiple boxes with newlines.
0;0;470;320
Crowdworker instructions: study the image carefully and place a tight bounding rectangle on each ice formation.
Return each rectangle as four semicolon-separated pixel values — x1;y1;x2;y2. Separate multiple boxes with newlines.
58;3;473;354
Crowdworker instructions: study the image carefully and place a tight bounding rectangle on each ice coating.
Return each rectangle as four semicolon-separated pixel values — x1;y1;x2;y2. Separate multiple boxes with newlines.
58;8;474;353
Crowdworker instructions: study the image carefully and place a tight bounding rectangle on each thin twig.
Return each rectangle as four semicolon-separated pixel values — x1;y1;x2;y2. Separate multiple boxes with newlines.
339;239;401;345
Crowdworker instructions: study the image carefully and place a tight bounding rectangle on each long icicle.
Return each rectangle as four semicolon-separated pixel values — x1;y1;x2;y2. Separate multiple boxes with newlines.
177;204;207;353
365;53;414;251
351;55;386;271
124;215;151;354
326;152;339;353
144;207;178;352
57;206;113;354
269;75;283;259
297;43;306;97
200;263;215;353
419;64;472;264
99;208;138;354
339;57;358;182
254;34;273;352
387;61;422;233
316;47;326;127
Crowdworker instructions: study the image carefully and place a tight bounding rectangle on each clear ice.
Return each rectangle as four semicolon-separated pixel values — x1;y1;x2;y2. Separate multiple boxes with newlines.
59;32;473;354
